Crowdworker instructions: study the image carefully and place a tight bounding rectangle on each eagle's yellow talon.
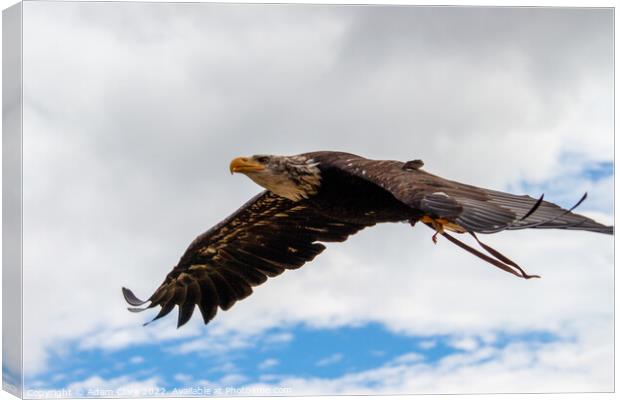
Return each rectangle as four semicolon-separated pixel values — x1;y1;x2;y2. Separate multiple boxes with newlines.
422;215;461;244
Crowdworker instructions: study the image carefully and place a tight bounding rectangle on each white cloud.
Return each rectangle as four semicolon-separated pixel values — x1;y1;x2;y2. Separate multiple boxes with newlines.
77;320;202;353
390;353;424;365
263;332;294;345
167;329;253;355
17;3;612;395
418;340;437;350
129;356;144;365
173;373;192;383
258;359;280;370
315;353;343;367
448;337;479;352
217;373;248;386
208;362;238;374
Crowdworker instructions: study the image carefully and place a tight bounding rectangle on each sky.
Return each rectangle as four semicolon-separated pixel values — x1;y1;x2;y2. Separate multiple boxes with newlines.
9;2;614;397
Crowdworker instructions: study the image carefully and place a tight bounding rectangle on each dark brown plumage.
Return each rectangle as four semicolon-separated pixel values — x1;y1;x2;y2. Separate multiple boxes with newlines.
123;151;613;328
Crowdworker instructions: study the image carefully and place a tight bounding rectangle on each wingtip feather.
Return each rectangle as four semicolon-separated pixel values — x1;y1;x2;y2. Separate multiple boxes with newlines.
177;303;196;328
122;287;148;306
127;306;149;313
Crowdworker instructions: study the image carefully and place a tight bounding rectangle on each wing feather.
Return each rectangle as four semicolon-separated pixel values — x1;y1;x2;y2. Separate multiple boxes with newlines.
123;191;369;327
420;187;610;234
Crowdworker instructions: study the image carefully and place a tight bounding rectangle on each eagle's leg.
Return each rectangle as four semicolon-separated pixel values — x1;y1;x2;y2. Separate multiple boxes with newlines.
420;216;444;243
432;228;443;244
420;216;463;244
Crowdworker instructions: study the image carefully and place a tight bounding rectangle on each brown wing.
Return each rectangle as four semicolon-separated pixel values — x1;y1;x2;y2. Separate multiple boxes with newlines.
409;181;612;234
122;191;369;328
306;151;612;235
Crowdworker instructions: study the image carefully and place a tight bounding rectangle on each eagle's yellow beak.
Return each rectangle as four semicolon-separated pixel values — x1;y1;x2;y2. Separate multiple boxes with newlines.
229;157;266;174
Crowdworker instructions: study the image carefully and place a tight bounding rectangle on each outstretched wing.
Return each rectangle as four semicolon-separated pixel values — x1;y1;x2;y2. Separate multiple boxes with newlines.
302;151;611;280
308;152;612;235
122;191;369;328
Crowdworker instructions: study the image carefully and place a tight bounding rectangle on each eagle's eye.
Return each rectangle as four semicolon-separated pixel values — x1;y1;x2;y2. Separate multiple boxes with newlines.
255;156;270;164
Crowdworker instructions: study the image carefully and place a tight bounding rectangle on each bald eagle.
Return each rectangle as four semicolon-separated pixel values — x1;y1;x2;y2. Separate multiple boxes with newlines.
123;151;613;328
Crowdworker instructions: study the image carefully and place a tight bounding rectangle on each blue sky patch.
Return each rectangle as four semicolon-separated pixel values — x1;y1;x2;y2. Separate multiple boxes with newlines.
26;323;561;393
580;161;613;182
507;158;613;212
